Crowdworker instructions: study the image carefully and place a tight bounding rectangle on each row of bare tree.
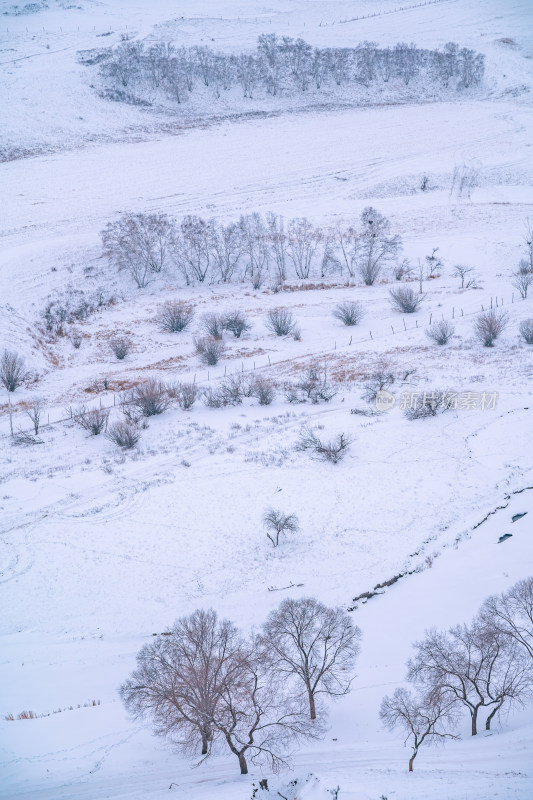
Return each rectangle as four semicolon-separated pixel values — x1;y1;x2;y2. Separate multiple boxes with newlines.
96;35;484;104
101;207;401;288
380;577;533;770
120;598;361;774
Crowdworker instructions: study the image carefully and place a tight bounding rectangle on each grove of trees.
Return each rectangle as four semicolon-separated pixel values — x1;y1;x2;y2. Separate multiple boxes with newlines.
120;599;361;774
93;36;485;107
381;577;533;770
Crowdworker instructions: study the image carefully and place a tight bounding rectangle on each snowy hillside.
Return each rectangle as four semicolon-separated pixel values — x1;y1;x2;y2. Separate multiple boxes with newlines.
1;1;533;799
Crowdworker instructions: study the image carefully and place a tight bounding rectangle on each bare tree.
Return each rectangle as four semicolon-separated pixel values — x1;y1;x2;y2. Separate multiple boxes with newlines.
102;213;176;288
25;398;45;435
267;213;287;284
519;319;533;345
512;272;533;300
120;610;242;758
195;336;225;366
357;207;401;286
478;577;533;660
332;301;364;326
109;336;131;360
426;320;455;345
474;309;508;347
404;389;455;420
408;623;532;735
334;224;359;278
297;426;351;463
361;359;395;403
286;218;322;280
389;286;424;313
266;308;296;336
380;688;458;772
259;597;361;720
211;222;244;283
157;301;195;333
425;247;443;278
213;644;319;774
175;216;215;284
524;220;533;273
262;508;299;547
0;350;26;392
239;213;270;286
452;264;477;289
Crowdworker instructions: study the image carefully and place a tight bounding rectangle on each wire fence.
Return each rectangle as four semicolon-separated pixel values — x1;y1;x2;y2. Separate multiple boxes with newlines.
1;289;531;441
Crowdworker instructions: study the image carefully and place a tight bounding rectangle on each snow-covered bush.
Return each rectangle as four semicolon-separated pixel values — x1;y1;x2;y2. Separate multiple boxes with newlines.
390;286;423;313
157;301;195;332
195;336;225;365
425;320;455;345
473;309;508;347
332;300;364;326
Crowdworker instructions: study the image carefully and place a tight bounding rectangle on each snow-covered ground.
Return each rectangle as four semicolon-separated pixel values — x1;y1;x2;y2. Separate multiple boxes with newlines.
1;1;533;798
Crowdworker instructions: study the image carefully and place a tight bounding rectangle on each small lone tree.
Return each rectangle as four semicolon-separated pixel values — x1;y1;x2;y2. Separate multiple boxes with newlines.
259;597;361;720
380;687;458;772
262;508;299;547
0;349;26;392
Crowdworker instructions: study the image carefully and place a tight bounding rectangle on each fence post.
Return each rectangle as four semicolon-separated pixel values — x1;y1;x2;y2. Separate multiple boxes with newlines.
391;325;394;334
429;313;432;325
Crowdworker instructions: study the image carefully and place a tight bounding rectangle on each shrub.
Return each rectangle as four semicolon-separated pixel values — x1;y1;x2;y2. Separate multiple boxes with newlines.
69;331;83;349
0;350;26;392
223;310;251;338
202;387;225;408
512;273;533;300
218;374;245;405
157;301;195;332
195;337;225;365
425;320;455;345
389;286;424;313
129;379;170;416
266;308;296;336
262;508;299;547
403;389;454;420
296;425;351;463
519;319;533;344
297;366;336;404
200;312;225;340
109;336;131;360
252;378;276;405
74;405;110;435
362;360;395;403
332;301;364;326
106;420;140;448
175;382;199;409
474;309;509;347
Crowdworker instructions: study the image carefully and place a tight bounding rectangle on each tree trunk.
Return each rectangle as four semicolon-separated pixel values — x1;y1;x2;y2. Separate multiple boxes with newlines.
308;688;316;720
409;750;417;772
471;707;478;736
238;751;248;775
485;702;502;731
201;731;209;755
